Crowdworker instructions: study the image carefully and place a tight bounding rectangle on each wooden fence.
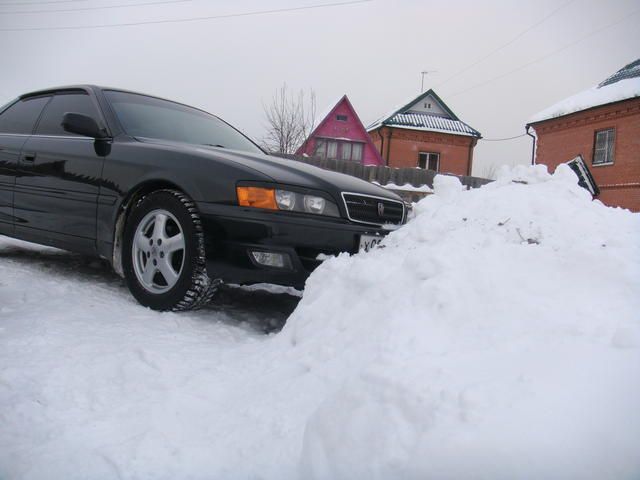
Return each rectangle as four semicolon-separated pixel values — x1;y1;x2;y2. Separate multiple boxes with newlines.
276;154;492;191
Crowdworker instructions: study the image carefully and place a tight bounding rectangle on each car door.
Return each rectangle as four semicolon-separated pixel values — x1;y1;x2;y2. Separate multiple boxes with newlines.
0;95;51;236
13;90;107;253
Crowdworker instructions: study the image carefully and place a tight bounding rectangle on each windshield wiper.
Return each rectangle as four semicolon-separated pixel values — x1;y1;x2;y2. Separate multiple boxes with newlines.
201;143;226;148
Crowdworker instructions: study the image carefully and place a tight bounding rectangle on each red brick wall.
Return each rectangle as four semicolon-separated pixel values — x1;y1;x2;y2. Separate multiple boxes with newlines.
531;98;640;212
598;186;640;211
369;126;476;176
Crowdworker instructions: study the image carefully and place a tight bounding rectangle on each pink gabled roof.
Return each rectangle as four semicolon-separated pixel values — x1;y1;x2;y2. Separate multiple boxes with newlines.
297;95;384;165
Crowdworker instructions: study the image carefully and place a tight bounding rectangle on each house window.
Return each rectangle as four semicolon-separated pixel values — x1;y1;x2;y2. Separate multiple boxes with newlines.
327;140;338;159
351;143;363;162
593;128;615;165
313;138;364;162
418;152;439;171
341;141;352;160
336;114;348;122
314;139;327;158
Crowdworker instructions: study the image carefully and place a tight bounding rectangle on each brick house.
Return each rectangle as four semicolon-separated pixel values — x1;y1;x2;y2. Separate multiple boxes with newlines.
296;95;384;166
528;59;640;212
367;89;481;176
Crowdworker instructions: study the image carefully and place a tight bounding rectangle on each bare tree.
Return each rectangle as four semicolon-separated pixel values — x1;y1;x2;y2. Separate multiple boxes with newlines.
481;163;500;180
262;84;316;155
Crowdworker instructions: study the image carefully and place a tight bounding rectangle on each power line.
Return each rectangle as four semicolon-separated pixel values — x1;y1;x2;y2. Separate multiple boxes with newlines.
0;0;191;14
481;134;527;142
0;0;83;5
0;0;372;31
436;0;575;89
448;7;640;98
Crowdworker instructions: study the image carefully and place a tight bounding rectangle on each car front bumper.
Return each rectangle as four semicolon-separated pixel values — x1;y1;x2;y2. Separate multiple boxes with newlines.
196;202;393;289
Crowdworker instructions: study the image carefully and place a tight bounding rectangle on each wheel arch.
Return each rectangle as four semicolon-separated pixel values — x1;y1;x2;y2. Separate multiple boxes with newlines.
111;179;192;277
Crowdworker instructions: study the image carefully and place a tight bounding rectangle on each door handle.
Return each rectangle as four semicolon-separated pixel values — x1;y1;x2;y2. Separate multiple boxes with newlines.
21;152;36;163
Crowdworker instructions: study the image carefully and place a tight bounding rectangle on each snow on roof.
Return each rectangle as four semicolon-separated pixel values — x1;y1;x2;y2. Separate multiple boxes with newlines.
599;58;640;87
382;112;480;137
366;100;408;131
367;89;481;137
529;59;640;124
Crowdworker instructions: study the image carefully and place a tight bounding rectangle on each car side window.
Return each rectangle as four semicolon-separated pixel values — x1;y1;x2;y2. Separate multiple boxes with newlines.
0;96;50;134
35;92;100;136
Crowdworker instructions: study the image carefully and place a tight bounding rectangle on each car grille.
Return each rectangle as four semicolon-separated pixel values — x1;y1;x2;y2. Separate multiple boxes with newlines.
342;193;405;226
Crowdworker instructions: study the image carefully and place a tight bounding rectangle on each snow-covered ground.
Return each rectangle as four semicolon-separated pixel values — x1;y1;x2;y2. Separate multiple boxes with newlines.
1;165;639;479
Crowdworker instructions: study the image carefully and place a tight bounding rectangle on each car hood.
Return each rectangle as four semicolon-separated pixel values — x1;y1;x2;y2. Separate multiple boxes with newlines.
137;138;402;202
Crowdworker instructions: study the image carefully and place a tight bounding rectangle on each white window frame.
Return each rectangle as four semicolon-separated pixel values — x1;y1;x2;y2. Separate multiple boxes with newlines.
418;152;440;172
326;140;338;159
351;142;363;162
313;138;365;162
592;128;615;166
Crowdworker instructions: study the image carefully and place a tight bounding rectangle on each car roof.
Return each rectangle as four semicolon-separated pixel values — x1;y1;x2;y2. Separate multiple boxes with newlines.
19;85;214;116
19;84;99;99
21;85;179;103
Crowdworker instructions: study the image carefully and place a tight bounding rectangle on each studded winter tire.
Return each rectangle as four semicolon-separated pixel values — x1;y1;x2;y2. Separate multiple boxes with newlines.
122;189;218;311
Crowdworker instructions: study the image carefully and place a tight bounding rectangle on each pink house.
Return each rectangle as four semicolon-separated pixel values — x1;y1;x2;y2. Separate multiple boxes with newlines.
296;95;384;165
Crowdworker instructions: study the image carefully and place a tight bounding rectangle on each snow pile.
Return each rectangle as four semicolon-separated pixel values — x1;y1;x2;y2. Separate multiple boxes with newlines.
1;165;639;479
284;165;640;479
529;77;640;123
373;180;433;193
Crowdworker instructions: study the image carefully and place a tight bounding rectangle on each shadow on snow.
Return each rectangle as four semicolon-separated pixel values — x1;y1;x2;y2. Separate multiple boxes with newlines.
0;242;300;333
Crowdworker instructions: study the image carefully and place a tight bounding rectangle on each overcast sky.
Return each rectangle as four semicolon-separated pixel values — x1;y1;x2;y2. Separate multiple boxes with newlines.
1;0;638;176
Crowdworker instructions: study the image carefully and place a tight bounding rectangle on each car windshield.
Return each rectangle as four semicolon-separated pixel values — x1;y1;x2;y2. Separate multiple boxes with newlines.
104;90;263;154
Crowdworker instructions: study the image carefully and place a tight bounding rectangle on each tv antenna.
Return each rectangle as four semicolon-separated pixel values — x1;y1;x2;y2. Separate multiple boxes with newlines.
421;70;437;92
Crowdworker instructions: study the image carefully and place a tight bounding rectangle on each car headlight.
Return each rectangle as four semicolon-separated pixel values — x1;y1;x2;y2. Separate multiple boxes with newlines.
275;189;296;211
237;186;339;217
303;195;325;214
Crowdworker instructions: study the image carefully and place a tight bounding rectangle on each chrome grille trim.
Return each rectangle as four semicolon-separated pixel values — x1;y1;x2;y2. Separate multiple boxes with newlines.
341;191;405;226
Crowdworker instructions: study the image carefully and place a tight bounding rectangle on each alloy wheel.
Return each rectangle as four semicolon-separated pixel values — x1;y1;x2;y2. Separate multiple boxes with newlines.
132;209;186;294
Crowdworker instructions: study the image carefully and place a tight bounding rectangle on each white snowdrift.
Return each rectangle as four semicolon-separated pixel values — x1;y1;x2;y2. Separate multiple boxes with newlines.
529;77;640;123
1;165;639;479
284;165;640;479
373;180;433;193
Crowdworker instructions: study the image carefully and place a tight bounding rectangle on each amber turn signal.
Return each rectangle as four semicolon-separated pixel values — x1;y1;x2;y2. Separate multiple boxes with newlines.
236;186;277;210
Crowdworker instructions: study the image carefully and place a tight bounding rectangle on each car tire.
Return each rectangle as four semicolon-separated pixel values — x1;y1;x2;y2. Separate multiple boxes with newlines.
122;189;218;311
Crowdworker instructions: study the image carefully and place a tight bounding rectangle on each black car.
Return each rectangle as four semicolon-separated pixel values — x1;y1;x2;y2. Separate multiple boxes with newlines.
0;86;405;311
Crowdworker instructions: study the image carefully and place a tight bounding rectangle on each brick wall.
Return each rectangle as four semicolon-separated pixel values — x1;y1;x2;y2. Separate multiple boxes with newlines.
599;185;640;211
531;97;640;212
369;126;476;176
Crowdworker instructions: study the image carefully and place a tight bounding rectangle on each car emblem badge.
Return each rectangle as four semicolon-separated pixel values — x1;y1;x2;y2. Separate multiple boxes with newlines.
377;202;385;217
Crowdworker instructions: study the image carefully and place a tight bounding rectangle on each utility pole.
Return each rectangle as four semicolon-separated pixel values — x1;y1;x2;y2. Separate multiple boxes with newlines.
421;70;437;92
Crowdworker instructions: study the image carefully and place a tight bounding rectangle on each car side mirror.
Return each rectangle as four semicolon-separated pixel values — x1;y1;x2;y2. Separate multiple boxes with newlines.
62;112;109;139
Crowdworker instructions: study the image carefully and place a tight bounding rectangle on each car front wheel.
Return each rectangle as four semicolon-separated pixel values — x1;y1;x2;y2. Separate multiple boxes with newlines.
122;189;218;311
